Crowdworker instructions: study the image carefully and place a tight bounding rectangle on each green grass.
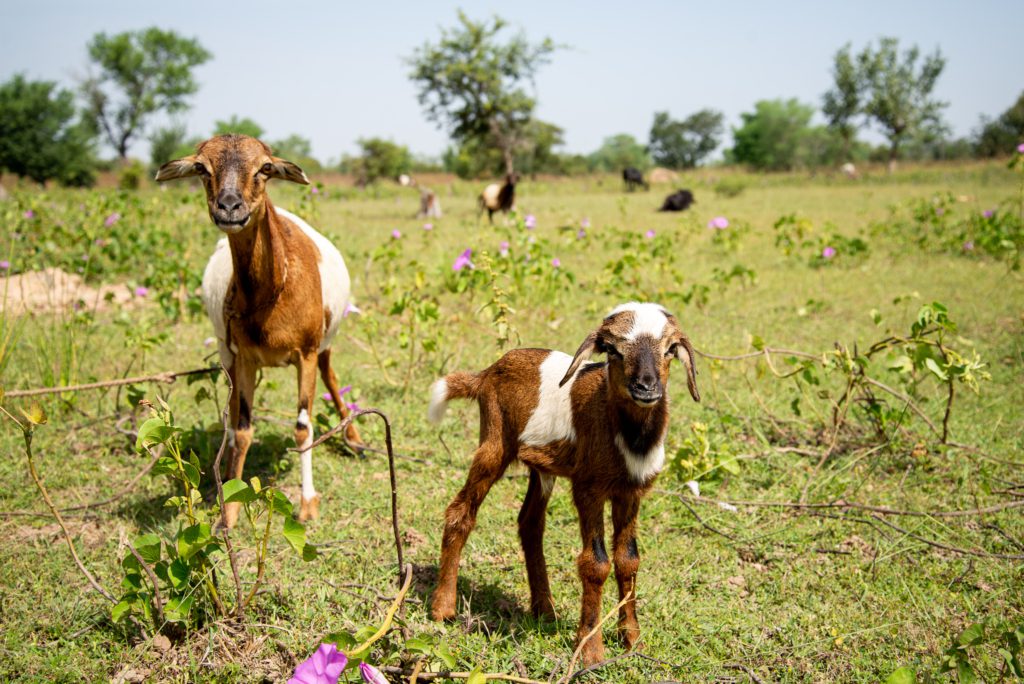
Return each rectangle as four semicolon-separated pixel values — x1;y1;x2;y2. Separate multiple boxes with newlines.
0;164;1022;683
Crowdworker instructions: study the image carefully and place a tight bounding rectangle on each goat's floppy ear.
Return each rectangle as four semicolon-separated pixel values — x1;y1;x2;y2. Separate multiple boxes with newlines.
267;157;310;185
675;335;700;402
154;156;200;182
559;331;598;387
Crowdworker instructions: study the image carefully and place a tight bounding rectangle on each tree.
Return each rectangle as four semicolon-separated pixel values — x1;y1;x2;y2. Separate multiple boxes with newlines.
822;43;863;160
148;123;198;172
0;74;96;186
83;27;211;159
975;91;1024;157
342;138;412;186
271;134;321;172
648;109;724;169
588;134;651;172
857;37;946;170
212;115;264;139
729;99;817;171
408;11;558;175
445;118;565;178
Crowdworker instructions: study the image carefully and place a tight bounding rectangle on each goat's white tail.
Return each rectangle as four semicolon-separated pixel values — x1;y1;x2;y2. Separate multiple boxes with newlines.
427;378;450;424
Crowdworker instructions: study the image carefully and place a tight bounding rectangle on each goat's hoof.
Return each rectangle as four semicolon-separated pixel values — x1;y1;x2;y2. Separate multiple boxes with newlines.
298;494;321;522
579;642;606;668
531;602;556;621
618;626;643;651
430;599;456;622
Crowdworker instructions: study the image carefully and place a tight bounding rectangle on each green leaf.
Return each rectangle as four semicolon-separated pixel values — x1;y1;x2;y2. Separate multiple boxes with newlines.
884;666;916;684
152;456;179;477
435;643;456;669
466;667;486;684
181;461;201;488
958;622;985;647
282;518;306;555
250;476;262;494
957;658;976;684
135;417;178;451
271;490;294;516
223;478;256;504
111;599;133;623
164;594;194;623
167;558;189;590
924;357;948;381
133;533;162;564
301;543;318;562
751;335;765;351
177;523;212;560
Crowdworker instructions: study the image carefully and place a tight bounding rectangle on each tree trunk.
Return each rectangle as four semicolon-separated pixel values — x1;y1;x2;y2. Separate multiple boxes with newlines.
502;143;515;177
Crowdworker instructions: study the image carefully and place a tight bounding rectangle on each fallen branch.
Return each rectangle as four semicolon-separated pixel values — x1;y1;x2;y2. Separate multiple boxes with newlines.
566;652;685;682
869;514;1024;561
379;666;544;684
725;662;768;684
555;590;634;684
4;366;217;398
677;492;1024;519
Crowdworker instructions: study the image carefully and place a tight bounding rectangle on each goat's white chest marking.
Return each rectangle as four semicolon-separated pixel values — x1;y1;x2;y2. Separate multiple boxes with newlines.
614;433;666;484
520;352;578;446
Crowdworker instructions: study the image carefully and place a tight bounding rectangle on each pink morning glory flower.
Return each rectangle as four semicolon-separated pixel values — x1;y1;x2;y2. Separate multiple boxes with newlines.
707;216;729;230
452;248;474;271
345;401;359;412
23;210;35;219
1018;143;1024;154
498;241;510;257
982;209;994;218
551;257;561;268
310;186;319;195
289;643;347;684
577;229;586;239
134;286;149;297
322;392;332;401
342;301;361;318
0;260;9;271
423;223;433;231
524;214;536;229
359;662;388;684
391;229;401;239
963;241;975;251
644;229;655;239
822;246;836;259
339;384;352;396
934;208;944;216
104;212;121;227
203;336;215;347
580;217;591;228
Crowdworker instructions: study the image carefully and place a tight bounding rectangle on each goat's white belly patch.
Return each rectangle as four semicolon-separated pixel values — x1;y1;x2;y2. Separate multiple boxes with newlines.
520;352;577;446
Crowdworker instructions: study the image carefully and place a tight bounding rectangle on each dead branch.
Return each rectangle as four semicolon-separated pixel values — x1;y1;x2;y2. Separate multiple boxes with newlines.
4;366;217;398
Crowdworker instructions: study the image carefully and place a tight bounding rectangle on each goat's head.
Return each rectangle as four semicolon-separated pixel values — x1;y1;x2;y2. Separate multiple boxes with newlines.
154;134;309;234
559;302;699;406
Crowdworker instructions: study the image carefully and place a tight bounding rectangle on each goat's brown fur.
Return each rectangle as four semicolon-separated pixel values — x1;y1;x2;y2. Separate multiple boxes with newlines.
429;303;699;665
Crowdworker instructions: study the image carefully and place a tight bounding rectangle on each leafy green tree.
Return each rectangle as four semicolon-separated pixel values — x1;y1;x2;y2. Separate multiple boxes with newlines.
212;115;264;139
270;134;321;172
446;118;565;178
822;43;863;160
729;99;817;171
648;109;724;169
857;37;946;170
975;91;1024;157
0;74;96;186
588;134;651;172
342;138;412;186
148;123;198;172
408;11;559;175
83;27;211;159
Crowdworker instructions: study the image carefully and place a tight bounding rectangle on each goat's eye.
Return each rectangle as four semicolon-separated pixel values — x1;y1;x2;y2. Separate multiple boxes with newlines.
665;344;678;358
259;163;274;176
193;162;209;176
606;347;622;360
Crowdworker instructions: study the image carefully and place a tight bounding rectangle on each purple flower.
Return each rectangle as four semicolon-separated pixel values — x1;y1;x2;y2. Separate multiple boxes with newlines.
708;216;729;230
1018;143;1024;154
822;246;837;259
134;286;149;297
452;248;473;271
934;207;944;216
391;229;401;239
23;210;35;219
289;643;347;684
339;384;352;396
0;260;9;271
576;229;586;240
644;229;656;239
342;301;361;318
963;240;975;251
498;241;510;258
203;336;215;347
322;392;332;401
104;212;121;227
359;662;388;684
423;223;433;231
982;209;994;219
345;401;359;412
580;217;591;229
524;214;536;229
310;186;320;195
551;257;561;268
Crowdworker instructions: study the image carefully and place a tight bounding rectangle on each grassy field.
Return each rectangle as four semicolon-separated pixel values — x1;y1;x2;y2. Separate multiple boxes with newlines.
0;162;1022;683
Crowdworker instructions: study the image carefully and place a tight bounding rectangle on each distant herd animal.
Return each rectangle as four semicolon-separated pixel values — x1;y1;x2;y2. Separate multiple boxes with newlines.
160;135;702;667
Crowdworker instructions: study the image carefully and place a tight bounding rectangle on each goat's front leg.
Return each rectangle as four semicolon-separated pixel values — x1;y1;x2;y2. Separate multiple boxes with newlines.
611;493;642;650
573;486;610;667
296;352;321;522
431;442;508;621
222;357;257;528
317;349;362;447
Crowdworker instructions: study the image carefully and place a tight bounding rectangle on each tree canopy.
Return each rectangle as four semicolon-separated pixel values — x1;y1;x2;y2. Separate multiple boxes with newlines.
0;74;96;186
342;138;412;186
648;109;724;169
212;115;265;139
975;91;1024;158
588;134;651;173
729;99;818;171
407;11;559;175
83;27;211;159
822;43;862;160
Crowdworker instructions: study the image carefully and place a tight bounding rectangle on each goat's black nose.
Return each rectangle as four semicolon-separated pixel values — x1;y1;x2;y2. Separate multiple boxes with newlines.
634;376;657;392
216;190;243;212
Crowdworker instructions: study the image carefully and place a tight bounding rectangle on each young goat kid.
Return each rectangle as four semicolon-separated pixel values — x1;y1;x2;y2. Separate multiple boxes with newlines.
477;173;517;224
428;302;700;665
156;135;362;527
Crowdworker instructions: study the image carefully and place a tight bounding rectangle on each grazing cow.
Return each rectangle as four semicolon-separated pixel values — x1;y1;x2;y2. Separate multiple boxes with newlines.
658;189;695;212
622;167;648;192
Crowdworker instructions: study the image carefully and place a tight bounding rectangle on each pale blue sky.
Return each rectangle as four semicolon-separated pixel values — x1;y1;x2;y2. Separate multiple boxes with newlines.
1;0;1021;163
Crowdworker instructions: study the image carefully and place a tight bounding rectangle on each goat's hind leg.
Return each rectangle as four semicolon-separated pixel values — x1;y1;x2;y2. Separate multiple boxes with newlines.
431;441;509;621
518;469;556;619
317;349;362;447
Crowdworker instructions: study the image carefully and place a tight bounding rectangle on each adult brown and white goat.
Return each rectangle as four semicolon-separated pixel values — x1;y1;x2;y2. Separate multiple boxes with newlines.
427;302;700;665
155;134;362;527
478;173;517;223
